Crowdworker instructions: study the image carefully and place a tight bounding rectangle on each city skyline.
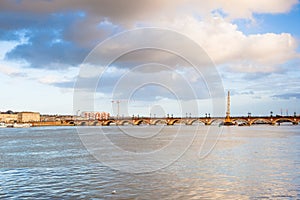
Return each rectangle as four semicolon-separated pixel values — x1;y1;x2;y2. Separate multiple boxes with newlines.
0;1;300;116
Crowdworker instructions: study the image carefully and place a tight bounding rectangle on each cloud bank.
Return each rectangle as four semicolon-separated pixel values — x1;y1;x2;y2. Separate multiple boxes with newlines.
0;0;299;114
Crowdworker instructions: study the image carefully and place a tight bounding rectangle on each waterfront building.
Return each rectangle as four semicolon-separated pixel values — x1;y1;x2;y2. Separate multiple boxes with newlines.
0;112;18;123
17;112;41;123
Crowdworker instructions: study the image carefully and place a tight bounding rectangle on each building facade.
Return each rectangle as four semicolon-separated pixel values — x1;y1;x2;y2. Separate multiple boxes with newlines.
17;112;40;123
82;112;110;120
0;113;18;123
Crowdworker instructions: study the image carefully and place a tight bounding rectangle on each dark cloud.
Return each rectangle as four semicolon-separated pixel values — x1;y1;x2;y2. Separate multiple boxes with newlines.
53;65;212;101
0;11;93;69
0;0;202;70
107;49;191;72
5;29;89;69
1;0;298;72
0;0;173;27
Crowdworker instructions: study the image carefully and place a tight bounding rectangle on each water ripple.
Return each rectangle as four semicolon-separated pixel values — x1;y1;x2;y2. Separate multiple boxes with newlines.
0;126;299;199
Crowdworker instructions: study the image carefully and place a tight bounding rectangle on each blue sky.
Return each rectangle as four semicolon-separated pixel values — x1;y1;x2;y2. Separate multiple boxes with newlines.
0;0;299;117
238;5;300;36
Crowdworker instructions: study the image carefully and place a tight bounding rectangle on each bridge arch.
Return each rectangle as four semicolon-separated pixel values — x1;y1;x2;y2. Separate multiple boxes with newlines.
117;120;133;126
91;121;98;126
68;121;75;125
186;119;197;125
249;118;272;125
102;120;114;126
166;119;180;125
79;121;87;126
150;119;166;125
133;119;147;125
232;119;249;126
197;118;221;125
185;119;206;125
209;118;224;125
273;118;298;125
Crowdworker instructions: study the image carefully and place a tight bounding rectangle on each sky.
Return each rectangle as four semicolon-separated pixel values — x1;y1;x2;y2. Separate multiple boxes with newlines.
0;0;300;117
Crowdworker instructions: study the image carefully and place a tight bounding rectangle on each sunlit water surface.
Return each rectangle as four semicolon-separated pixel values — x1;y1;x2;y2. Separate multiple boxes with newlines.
0;125;299;199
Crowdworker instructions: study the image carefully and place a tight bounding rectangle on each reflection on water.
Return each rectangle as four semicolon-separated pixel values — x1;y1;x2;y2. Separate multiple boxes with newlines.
0;126;299;199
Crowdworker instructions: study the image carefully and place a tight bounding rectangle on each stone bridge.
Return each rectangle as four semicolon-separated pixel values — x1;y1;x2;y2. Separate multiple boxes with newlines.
69;116;300;126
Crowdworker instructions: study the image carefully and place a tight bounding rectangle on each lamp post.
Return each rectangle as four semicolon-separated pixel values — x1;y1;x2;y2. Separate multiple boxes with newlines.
248;112;251;118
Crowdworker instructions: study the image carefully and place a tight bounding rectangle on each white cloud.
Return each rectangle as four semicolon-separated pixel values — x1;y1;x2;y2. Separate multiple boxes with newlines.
38;75;68;85
0;58;77;86
151;16;299;72
0;63;18;75
77;63;105;78
35;68;78;85
212;0;298;19
0;62;27;77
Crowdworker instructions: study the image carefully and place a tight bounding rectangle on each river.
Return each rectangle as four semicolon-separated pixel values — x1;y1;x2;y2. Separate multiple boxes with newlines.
0;125;299;199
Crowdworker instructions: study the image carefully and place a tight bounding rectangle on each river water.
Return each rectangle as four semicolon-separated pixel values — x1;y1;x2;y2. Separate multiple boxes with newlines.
0;125;299;199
